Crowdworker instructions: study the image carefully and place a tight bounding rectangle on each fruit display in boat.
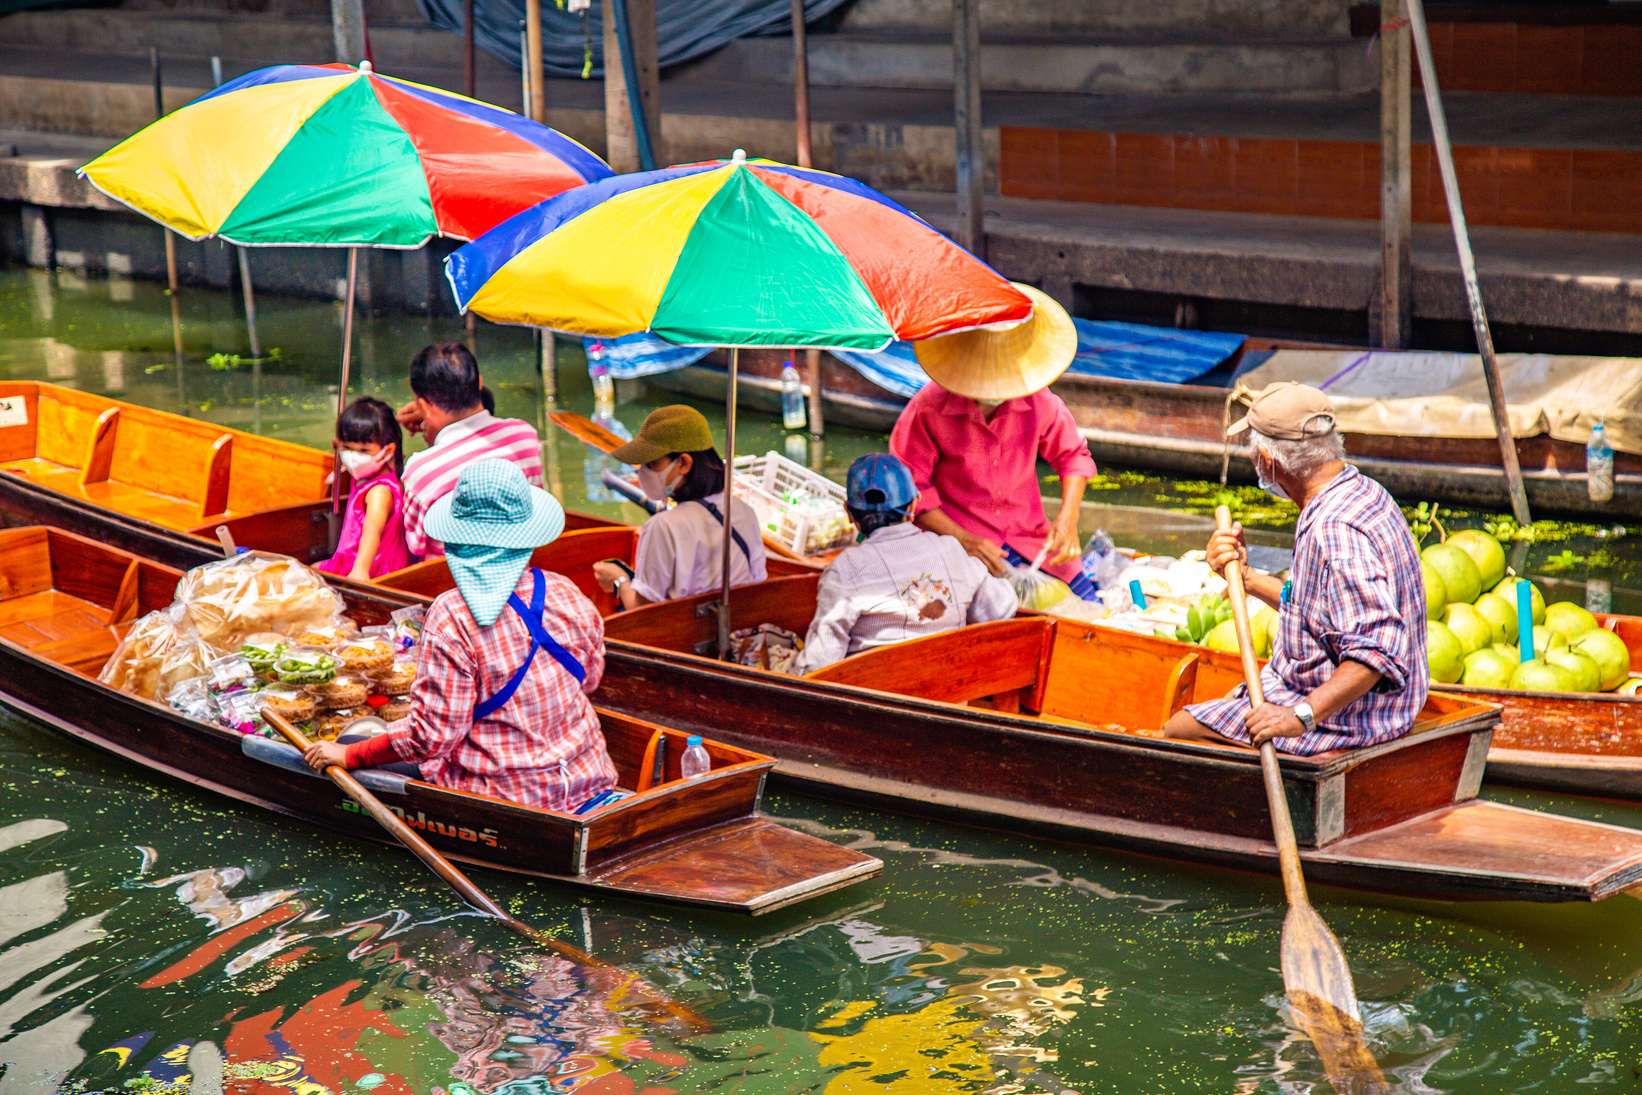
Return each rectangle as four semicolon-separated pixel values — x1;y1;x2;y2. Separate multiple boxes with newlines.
1545;647;1602;693
1461;648;1516;689
1510;658;1577;693
1445;529;1507;591
1530;625;1567;660
1471;592;1517;645
1542;601;1599;643
1427;621;1465;684
1491;577;1546;625
1421;543;1483;606
1421;561;1446;621
1572;628;1631;692
1442;603;1493;655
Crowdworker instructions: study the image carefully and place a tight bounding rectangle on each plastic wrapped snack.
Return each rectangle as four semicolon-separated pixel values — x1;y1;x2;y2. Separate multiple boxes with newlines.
273;647;338;685
388;605;425;651
336;636;396;674
1008;564;1073;612
175;552;346;647
206;653;259;697
366;656;416;696
377;697;413;721
101;606;219;701
165;679;220;724
292;617;358;649
257;685;317;724
310;707;366;741
238;634;289;674
307;674;369;710
217;690;271;736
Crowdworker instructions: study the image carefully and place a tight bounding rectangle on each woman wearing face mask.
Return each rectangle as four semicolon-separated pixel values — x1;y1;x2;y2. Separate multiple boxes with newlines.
315;396;412;581
889;285;1097;595
591;405;766;610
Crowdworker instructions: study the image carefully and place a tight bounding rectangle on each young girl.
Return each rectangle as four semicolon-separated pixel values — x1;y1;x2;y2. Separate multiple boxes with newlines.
316;396;413;581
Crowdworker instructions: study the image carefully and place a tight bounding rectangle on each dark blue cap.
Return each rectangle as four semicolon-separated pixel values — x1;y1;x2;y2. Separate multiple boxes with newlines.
846;453;919;513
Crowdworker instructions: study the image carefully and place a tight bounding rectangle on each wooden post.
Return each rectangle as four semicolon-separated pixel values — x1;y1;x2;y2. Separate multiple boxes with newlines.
792;0;824;437
953;0;984;258
464;0;476;98
519;21;531;115
602;0;661;173
330;0;367;63
1405;0;1531;527
1378;0;1411;349
792;0;812;168
525;0;545;123
153;49;185;403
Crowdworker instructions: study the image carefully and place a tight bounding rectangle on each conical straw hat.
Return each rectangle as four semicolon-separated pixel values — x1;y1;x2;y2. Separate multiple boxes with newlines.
913;283;1076;400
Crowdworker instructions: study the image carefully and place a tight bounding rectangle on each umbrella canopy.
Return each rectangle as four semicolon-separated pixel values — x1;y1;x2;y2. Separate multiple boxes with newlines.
79;61;612;248
444;152;1033;350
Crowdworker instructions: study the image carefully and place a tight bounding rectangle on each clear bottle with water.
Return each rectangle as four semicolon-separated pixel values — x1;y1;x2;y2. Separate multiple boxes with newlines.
680;734;711;779
781;360;807;431
589;341;615;406
1588;421;1614;504
583;341;632;504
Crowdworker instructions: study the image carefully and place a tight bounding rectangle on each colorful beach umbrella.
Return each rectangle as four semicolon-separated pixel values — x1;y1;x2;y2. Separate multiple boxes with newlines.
444;150;1033;349
445;150;1035;656
79;61;612;248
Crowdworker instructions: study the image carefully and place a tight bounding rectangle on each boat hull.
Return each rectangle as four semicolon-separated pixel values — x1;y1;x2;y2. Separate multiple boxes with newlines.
593;639;1642;902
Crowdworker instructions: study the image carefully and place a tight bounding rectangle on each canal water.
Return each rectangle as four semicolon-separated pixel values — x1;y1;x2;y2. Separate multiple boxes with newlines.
2;266;1642;1094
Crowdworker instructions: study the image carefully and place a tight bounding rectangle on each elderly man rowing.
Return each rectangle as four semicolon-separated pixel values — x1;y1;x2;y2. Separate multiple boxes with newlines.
1163;382;1428;754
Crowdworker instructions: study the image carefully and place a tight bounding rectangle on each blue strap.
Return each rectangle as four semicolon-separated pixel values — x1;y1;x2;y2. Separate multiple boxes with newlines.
472;569;586;721
693;498;752;565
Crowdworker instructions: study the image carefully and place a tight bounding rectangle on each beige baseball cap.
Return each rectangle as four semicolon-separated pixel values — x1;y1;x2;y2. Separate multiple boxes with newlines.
609;404;716;465
1227;382;1336;440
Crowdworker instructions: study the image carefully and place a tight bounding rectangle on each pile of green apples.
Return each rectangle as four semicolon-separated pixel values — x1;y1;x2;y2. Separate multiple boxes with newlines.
1422;530;1633;693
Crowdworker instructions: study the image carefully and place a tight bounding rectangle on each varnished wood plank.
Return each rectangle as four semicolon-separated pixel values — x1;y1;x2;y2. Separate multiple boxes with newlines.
1037;619;1202;730
198;434;234;520
605;574;823;652
107;559;141;625
77;407;119;487
0;528;53;602
0;383;40;464
806;618;1052;705
188;500;334;564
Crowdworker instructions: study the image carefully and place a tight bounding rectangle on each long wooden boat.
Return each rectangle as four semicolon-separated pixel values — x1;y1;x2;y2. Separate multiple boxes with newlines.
585;573;1642;902
647;344;1642;517
0;525;879;915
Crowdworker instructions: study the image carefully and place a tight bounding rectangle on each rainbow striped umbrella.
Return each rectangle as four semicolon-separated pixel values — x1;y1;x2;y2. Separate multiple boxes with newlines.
444;151;1033;349
79;61;611;248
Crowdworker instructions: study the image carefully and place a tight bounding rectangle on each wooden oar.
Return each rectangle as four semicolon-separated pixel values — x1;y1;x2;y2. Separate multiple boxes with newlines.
548;410;630;454
1214;506;1387;1094
260;708;712;1034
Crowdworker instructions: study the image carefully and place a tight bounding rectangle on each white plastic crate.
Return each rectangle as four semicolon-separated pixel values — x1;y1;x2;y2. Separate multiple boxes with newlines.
731;451;856;557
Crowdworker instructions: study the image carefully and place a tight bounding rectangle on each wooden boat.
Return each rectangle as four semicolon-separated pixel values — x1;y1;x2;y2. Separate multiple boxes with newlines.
589;573;1642;902
0;525;880;915
0;383;824;579
647;344;1642;517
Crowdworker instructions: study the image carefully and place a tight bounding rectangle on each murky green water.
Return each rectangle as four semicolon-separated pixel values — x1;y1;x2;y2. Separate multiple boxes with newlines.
4;267;1642;1094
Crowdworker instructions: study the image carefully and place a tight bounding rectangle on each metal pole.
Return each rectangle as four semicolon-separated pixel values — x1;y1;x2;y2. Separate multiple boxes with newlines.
1405;0;1531;526
338;246;358;417
1378;0;1411;349
525;0;545;123
952;0;984;257
717;347;738;660
791;0;812;168
464;0;476;98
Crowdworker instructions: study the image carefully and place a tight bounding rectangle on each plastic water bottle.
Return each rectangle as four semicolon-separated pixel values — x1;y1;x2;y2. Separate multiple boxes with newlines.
680;735;711;779
1588;421;1614;504
589;341;614;405
781;360;807;431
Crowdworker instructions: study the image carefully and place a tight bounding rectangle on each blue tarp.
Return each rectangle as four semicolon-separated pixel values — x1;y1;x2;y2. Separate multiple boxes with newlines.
415;0;852;79
591;320;1245;396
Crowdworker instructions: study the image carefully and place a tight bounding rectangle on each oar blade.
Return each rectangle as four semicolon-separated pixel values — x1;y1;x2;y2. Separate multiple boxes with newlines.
548;411;626;454
1287;990;1390;1095
1281;902;1361;1022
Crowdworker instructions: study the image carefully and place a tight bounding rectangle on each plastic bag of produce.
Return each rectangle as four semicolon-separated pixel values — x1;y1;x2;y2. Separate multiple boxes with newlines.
175;552;344;647
1008;564;1072;612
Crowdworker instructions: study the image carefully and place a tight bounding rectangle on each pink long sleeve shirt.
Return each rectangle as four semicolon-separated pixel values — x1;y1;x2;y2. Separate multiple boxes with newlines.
889;384;1097;583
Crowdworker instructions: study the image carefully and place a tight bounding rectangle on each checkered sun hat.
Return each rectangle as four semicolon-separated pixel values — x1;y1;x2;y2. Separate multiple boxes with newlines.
424;459;565;549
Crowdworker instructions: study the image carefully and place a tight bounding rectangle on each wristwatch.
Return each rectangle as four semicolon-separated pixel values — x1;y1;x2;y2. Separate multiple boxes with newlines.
1292;701;1315;733
612;574;629;590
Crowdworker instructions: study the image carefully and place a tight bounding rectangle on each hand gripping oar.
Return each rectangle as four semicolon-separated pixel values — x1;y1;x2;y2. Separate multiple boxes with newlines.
261;708;712;1034
1214;507;1387;1095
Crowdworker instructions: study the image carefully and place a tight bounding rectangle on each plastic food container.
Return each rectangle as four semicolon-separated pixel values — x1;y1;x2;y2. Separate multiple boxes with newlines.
367;658;416;696
730;450;855;557
336;637;396;674
306;674;369;710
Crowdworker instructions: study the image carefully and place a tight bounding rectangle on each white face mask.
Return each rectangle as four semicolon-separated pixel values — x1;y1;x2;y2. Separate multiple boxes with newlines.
637;459;678;501
339;446;392;478
1255;450;1290;501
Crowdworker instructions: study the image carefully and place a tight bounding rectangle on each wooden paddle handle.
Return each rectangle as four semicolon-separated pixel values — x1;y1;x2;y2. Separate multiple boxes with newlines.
1214;506;1308;909
260;708;715;1033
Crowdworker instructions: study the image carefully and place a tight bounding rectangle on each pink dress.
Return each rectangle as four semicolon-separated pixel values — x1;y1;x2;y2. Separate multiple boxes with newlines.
315;470;413;578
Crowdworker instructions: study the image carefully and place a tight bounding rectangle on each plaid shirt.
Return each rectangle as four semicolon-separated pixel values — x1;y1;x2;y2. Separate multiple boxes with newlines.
384;569;616;810
1187;466;1429;755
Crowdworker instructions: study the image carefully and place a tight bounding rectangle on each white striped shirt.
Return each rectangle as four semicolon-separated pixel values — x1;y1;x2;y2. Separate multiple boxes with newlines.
401;411;545;557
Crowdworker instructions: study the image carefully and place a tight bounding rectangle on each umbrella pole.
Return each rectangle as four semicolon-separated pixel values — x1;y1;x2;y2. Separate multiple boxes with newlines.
717;347;738;660
329;246;358;549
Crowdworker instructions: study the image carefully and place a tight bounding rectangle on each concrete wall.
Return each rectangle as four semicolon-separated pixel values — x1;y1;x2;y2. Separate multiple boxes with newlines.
836;0;1351;38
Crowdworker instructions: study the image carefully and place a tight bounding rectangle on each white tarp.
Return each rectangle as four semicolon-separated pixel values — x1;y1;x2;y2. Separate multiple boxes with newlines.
1240;350;1642;456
